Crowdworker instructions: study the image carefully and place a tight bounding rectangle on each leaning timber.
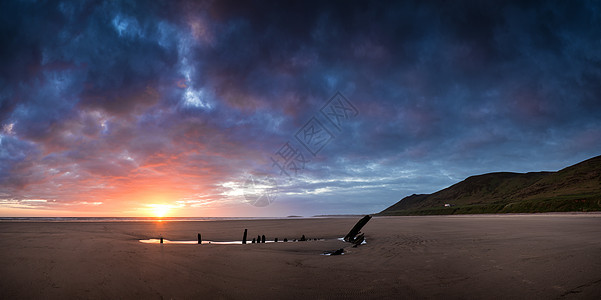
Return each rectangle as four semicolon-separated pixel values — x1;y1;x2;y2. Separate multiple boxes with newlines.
352;233;365;247
343;215;372;243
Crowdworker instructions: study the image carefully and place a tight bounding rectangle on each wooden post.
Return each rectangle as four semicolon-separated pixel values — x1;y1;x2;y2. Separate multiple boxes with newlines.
283;238;288;242
198;233;202;244
257;235;261;243
242;229;248;244
274;237;278;242
160;237;163;244
261;235;266;243
252;238;255;243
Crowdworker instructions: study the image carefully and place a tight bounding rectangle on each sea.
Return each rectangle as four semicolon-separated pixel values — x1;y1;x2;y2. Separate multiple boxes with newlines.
0;217;291;222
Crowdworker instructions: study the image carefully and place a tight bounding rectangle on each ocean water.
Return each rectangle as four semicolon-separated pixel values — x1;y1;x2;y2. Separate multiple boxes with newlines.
0;217;287;222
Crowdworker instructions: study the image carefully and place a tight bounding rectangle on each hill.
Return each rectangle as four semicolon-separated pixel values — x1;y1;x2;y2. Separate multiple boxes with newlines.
379;155;601;215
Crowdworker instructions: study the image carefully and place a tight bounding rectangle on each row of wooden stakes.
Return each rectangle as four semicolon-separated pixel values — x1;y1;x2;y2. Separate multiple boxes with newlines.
157;229;320;244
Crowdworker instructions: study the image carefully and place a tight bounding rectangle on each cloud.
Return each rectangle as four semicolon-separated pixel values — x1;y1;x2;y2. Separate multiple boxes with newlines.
1;0;600;215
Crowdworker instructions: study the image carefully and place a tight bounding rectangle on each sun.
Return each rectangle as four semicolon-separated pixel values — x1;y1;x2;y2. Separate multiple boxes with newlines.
150;204;171;218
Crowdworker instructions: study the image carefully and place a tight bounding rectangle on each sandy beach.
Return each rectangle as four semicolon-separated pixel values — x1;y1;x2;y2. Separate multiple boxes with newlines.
1;214;600;299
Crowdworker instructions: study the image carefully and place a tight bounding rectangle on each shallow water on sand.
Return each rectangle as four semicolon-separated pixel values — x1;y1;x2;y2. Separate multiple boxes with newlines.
140;239;268;244
139;238;327;244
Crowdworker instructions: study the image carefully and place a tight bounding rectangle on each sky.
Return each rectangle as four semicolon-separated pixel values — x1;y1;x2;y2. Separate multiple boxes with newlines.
1;0;600;217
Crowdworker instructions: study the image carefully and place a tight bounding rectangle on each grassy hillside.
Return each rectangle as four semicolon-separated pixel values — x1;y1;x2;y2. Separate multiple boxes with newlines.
379;155;601;215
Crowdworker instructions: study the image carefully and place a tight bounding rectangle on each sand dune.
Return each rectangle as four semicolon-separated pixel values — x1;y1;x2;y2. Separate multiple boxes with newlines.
1;214;600;299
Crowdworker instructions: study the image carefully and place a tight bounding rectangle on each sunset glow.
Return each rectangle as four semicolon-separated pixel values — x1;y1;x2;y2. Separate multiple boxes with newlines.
149;204;171;218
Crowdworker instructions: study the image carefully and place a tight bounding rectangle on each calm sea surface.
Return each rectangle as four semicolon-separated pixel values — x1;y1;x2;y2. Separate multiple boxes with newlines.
0;217;291;222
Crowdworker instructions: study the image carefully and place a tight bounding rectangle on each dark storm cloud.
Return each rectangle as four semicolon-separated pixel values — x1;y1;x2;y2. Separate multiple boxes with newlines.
1;0;600;215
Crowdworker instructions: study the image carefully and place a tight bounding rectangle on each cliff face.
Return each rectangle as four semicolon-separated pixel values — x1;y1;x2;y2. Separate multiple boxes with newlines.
380;155;601;215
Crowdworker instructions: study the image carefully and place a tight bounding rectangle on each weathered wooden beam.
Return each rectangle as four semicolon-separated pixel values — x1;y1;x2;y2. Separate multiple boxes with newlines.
198;233;202;244
352;233;365;248
343;215;372;242
242;229;247;244
323;248;344;255
332;248;344;255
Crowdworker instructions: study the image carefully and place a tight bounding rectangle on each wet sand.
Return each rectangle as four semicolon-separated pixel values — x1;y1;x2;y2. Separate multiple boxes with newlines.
1;214;600;299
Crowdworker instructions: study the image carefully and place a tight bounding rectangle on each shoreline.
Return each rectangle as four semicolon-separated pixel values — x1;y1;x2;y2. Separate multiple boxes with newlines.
2;211;601;222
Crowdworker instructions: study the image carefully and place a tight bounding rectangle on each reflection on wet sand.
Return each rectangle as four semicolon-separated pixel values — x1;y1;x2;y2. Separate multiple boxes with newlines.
139;238;327;244
140;239;268;244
